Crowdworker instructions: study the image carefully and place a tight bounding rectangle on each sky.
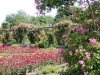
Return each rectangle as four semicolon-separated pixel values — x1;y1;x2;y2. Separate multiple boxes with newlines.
0;0;57;26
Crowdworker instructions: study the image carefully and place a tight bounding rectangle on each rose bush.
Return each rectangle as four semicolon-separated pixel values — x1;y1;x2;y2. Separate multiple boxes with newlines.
0;47;61;75
12;22;32;44
0;46;39;53
59;1;100;75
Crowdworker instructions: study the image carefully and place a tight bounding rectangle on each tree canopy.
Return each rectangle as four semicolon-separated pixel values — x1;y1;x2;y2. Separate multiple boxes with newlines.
2;10;30;29
1;10;54;29
35;0;76;11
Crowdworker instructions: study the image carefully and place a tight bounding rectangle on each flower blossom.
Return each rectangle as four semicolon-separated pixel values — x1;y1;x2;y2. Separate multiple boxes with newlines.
61;35;67;40
62;58;66;63
89;38;96;46
75;49;79;54
84;71;88;75
75;24;88;35
77;0;82;4
77;60;84;65
68;51;73;56
58;47;64;55
85;52;90;59
93;1;99;5
66;40;70;44
98;42;100;46
35;0;40;5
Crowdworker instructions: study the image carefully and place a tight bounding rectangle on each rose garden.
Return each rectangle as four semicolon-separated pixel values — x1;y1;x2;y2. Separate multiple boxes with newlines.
0;0;100;75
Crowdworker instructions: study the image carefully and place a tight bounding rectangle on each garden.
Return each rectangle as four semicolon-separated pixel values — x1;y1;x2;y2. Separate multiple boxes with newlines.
0;0;100;75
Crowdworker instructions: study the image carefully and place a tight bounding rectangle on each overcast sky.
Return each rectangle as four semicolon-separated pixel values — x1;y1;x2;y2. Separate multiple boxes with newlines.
0;0;57;26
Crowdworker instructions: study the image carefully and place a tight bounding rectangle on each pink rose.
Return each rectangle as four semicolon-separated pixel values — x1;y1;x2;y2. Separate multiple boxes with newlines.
84;71;88;75
77;60;84;65
68;51;73;56
75;49;79;54
89;38;96;46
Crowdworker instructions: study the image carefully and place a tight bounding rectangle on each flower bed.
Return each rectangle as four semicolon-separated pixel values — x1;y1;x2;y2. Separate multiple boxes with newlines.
0;46;62;75
0;46;39;53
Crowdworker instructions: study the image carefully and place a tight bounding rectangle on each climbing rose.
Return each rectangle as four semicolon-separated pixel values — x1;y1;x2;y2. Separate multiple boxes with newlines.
93;1;99;5
68;51;73;56
62;35;67;40
98;42;100;46
58;48;64;55
84;71;88;75
75;49;79;54
77;60;84;65
62;58;66;63
35;0;40;5
85;52;90;59
89;38;96;46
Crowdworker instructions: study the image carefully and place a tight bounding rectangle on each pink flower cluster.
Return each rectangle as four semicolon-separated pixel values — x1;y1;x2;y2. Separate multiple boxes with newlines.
89;38;100;46
61;35;67;40
58;47;64;55
77;60;84;65
93;1;100;5
84;71;88;75
13;22;33;31
75;49;79;54
75;24;88;35
89;38;96;46
35;0;43;14
0;51;60;69
0;46;39;53
35;0;40;5
77;0;82;3
85;52;90;59
68;51;73;56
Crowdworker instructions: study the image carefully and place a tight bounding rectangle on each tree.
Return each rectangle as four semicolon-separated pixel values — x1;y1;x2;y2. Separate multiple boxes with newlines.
29;16;54;26
2;14;16;29
2;10;30;29
35;0;76;11
54;6;72;23
14;10;30;24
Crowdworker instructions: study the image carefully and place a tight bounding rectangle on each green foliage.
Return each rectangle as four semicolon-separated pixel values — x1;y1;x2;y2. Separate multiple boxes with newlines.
60;3;100;75
29;16;54;26
38;41;48;48
42;65;60;74
0;42;3;46
22;35;30;44
0;35;2;42
54;6;71;23
38;0;76;11
45;28;54;46
2;10;30;29
53;21;69;45
1;22;11;29
29;44;35;48
12;44;19;47
27;28;39;44
12;22;31;44
2;10;55;29
2;32;11;45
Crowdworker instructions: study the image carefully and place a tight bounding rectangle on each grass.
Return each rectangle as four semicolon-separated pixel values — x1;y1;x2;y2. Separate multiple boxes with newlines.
0;53;7;57
34;64;61;75
0;42;3;46
12;44;19;47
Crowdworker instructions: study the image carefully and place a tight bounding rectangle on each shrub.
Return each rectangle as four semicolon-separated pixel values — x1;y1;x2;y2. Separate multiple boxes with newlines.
2;31;11;45
59;2;100;75
53;20;70;46
27;27;39;44
12;22;32;44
